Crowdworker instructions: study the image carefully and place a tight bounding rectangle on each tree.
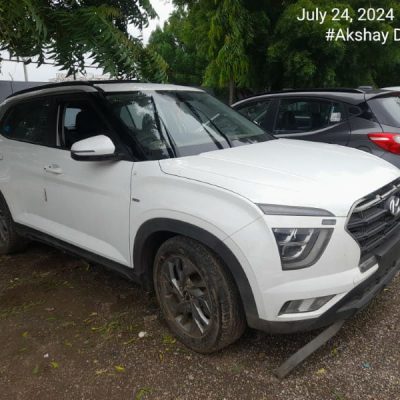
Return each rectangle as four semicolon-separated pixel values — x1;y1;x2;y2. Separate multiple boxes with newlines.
204;0;247;103
0;0;167;81
268;0;350;88
164;0;268;103
337;0;400;87
268;0;400;88
148;8;207;86
147;0;400;97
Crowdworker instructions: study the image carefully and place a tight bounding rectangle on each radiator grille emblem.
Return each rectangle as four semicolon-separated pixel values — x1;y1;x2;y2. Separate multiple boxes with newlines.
386;195;400;217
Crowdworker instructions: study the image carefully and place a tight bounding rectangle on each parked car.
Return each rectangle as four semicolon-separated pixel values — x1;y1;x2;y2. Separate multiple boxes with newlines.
1;81;400;353
233;88;400;168
382;86;400;91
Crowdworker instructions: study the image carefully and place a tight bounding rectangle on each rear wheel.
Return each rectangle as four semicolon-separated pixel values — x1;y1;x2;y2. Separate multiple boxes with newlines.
0;195;27;254
153;236;246;353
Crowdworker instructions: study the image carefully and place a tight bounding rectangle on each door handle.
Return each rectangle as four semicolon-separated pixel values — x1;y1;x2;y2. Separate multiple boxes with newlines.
44;164;63;175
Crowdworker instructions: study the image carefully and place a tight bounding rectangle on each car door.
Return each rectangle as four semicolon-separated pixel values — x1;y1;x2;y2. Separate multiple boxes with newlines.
41;93;134;267
273;97;351;146
0;97;56;227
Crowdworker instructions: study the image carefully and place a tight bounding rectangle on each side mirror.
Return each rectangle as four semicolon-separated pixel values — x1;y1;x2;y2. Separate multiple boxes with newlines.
71;135;119;161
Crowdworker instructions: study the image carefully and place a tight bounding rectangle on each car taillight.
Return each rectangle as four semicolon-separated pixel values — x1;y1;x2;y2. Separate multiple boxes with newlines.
367;132;400;155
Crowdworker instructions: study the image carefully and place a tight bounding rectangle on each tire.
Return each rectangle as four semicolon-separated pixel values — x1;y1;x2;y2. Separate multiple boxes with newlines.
0;195;27;255
153;236;246;353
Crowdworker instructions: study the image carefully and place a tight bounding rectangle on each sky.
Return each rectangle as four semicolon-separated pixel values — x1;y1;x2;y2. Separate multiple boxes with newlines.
0;0;174;82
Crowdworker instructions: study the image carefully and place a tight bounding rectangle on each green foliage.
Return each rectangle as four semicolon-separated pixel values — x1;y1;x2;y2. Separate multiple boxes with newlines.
205;0;252;87
152;0;269;102
336;0;400;87
0;0;167;81
148;8;207;85
6;0;400;91
203;0;270;101
150;0;400;98
269;0;400;88
268;0;350;88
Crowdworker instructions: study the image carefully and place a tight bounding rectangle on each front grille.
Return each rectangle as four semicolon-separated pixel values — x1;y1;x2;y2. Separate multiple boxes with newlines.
347;178;400;263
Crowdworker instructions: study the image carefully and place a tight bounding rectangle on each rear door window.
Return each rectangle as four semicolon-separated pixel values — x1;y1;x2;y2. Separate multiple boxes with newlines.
274;98;345;134
0;98;54;145
235;99;271;125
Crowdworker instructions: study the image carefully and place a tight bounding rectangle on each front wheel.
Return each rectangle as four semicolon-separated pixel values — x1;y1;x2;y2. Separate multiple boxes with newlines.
0;195;27;255
153;236;246;353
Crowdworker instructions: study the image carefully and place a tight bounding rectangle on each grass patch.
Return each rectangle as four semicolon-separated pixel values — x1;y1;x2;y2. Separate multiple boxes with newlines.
0;300;45;320
88;311;139;340
134;387;152;400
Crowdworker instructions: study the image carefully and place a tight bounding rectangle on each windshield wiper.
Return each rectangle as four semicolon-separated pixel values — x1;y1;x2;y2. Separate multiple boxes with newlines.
193;105;233;148
176;93;232;148
202;112;233;148
150;96;177;158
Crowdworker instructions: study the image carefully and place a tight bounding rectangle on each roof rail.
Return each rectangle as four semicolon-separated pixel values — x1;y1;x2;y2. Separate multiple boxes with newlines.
358;85;374;91
6;79;142;99
256;88;366;96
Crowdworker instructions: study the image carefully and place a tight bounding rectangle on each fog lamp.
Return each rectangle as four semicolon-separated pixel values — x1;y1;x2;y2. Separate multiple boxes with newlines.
279;295;334;315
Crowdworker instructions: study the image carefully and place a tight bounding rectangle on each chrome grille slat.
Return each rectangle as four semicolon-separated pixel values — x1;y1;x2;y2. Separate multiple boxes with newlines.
352;220;387;241
347;208;387;229
380;185;398;200
353;185;400;213
347;178;400;262
353;195;382;213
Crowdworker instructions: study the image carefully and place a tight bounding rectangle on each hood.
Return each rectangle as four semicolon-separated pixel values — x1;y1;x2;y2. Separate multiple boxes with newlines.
159;139;400;217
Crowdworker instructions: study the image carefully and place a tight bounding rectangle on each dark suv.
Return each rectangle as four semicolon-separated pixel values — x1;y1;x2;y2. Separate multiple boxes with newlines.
232;89;400;168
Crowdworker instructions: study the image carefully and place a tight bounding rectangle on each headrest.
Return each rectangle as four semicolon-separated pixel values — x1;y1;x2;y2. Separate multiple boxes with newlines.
76;109;100;134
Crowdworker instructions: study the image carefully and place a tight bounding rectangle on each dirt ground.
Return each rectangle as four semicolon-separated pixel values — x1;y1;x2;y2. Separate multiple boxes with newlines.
0;243;399;400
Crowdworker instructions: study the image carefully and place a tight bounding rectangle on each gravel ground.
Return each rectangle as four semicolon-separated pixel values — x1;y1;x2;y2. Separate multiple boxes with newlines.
0;243;399;400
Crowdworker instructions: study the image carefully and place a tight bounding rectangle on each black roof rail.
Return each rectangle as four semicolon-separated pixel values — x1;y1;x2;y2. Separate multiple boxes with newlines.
6;79;142;99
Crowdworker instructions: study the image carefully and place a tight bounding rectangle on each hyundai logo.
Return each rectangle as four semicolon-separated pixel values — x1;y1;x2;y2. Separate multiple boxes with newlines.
386;195;400;217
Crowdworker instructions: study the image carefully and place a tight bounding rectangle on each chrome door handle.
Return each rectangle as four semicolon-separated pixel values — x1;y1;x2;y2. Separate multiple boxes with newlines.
44;164;63;175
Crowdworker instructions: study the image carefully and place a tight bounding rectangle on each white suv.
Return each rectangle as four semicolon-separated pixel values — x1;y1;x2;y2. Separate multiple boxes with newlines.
1;81;400;353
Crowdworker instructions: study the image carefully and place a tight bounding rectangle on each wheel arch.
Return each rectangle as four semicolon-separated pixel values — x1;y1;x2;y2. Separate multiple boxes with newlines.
0;190;12;216
133;218;258;323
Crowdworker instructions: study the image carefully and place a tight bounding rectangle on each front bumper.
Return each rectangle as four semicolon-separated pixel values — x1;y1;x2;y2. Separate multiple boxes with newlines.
248;229;400;334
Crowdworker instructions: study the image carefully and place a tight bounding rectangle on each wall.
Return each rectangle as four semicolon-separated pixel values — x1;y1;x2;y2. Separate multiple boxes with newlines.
0;81;46;103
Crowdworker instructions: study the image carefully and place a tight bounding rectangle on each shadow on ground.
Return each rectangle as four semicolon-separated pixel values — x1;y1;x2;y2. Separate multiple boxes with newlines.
0;243;399;400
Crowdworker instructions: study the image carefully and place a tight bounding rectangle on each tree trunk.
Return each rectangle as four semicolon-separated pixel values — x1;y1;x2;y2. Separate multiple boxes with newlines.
228;79;235;105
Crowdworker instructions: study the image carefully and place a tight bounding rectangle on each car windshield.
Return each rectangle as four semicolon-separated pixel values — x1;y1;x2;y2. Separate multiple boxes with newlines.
106;90;273;159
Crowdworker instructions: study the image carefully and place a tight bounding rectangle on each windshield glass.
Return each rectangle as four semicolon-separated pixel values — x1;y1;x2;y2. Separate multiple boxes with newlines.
106;90;273;159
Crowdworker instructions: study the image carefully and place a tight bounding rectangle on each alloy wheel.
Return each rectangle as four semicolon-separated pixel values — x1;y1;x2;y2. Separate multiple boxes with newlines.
159;255;212;337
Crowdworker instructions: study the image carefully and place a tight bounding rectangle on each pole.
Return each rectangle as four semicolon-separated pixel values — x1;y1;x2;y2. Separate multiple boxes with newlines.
22;61;28;82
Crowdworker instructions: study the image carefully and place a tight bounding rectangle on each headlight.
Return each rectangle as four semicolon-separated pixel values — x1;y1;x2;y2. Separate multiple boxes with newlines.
273;228;333;270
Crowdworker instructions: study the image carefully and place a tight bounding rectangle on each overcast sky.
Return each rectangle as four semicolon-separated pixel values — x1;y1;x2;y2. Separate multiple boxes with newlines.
0;0;174;82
